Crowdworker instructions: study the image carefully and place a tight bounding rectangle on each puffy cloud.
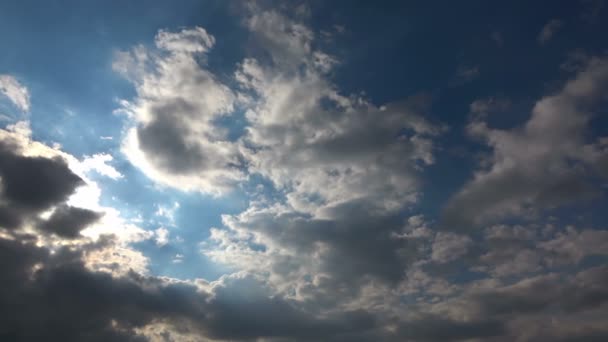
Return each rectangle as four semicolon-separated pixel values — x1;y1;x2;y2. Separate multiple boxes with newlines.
116;27;244;195
205;203;417;309
472;265;608;316
0;123;86;231
110;8;448;325
539;226;608;265
39;204;103;238
443;57;608;228
154;227;169;246
463;223;608;278
0;74;30;112
0;230;388;341
116;5;443;209
237;8;443;215
31;4;607;341
0;120;387;341
77;154;123;180
431;233;472;264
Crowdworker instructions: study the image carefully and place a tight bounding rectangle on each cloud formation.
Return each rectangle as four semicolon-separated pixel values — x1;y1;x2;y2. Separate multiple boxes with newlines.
117;27;243;194
444;56;608;228
2;2;608;341
0;75;30;112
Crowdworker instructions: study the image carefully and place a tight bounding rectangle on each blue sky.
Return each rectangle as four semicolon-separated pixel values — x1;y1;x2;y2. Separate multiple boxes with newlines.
1;1;608;341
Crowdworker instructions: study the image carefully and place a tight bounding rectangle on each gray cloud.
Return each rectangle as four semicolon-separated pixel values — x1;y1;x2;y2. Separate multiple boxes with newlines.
0;138;84;230
443;57;608;229
117;27;244;194
5;4;605;342
0;74;30;112
39;205;103;238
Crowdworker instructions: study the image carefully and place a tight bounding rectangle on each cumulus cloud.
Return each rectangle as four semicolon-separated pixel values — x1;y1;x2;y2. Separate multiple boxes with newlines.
443;56;608;228
77;153;123;180
0;120;386;341
0;124;86;230
116;27;244;195
196;7;449;320
116;5;443;208
7;3;605;341
431;232;472;264
236;8;443;215
39;204;103;238
0;74;30;112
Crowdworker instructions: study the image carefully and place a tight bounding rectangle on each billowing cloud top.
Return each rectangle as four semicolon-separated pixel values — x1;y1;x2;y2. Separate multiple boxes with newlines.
1;2;608;341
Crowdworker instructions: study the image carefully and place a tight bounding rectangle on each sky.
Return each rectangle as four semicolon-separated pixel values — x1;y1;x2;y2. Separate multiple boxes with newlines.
0;0;608;341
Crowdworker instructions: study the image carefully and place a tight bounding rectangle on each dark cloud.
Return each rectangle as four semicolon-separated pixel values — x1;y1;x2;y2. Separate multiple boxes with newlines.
39;205;103;238
0;237;200;341
0;140;83;229
471;266;608;316
395;317;506;342
218;201;421;293
0;123;383;341
0;234;383;341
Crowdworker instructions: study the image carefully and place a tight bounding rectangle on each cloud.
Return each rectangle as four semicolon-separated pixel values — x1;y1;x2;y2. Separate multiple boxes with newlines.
0;74;30;112
154;227;169;246
116;27;244;195
395;316;506;341
12;4;605;341
115;5;443;208
0;230;383;341
236;7;443;215
538;19;563;45
77;153;123;180
1;111;607;341
431;232;472;264
468;96;511;119
471;265;608;316
39;204;103;238
0;124;84;230
0;120;385;341
451;65;480;85
443;56;608;228
539;226;608;265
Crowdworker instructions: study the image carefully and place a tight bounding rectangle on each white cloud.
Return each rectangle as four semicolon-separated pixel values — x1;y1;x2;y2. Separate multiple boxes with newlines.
236;8;443;216
76;153;123;180
155;201;180;226
155;227;169;246
115;8;443;210
116;27;244;195
431;232;473;264
0;74;30;112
